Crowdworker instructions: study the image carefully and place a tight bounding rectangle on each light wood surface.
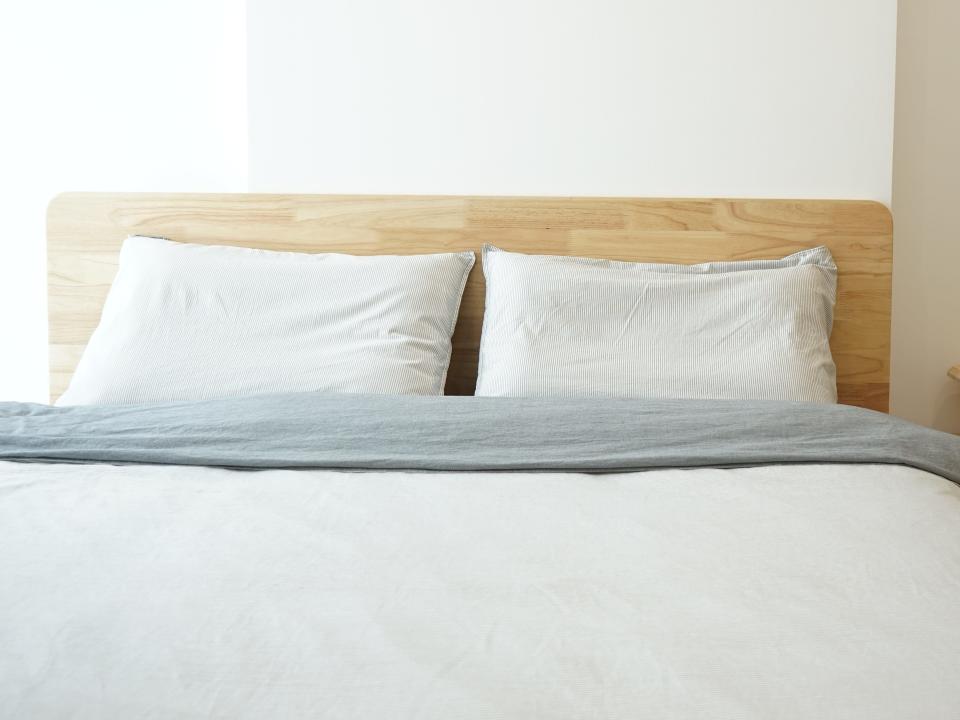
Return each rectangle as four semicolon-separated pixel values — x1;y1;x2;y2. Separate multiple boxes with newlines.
47;193;893;410
950;366;960;382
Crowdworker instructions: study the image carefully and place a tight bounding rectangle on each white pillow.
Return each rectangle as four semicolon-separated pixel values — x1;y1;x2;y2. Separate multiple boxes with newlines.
476;245;838;403
58;237;474;405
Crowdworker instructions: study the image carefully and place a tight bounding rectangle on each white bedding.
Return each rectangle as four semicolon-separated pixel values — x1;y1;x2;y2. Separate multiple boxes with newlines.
2;461;959;719
476;245;838;403
57;237;475;405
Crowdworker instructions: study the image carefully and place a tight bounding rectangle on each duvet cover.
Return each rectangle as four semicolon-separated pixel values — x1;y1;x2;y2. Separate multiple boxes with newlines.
2;394;959;719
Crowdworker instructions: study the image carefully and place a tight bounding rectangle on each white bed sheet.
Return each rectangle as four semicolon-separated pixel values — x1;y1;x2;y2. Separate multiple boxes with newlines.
2;461;959;719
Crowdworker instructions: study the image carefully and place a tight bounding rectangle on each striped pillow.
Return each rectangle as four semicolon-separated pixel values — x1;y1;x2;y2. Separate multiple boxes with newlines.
476;245;837;403
58;237;475;405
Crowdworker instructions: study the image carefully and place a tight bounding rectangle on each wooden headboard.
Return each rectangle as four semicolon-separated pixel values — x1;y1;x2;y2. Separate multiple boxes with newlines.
48;193;893;411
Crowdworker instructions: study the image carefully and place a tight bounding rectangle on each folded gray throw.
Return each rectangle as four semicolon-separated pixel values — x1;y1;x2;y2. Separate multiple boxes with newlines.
1;394;959;482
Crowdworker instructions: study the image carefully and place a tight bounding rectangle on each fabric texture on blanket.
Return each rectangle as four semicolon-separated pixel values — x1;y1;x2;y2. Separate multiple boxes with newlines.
1;394;958;481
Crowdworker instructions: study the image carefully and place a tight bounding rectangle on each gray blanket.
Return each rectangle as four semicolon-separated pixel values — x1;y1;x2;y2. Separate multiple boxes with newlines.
1;394;959;481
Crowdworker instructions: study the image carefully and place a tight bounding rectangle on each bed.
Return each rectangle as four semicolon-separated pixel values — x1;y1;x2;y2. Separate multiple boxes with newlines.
3;194;960;719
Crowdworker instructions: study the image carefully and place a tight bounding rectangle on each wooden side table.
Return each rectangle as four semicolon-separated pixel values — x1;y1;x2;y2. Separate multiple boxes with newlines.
950;365;960;382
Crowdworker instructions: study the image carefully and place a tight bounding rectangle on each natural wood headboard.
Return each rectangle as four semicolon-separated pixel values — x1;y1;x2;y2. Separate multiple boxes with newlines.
48;193;893;410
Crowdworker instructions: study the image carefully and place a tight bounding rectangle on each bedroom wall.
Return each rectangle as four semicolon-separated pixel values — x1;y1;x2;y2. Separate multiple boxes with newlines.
246;0;939;421
246;0;897;202
0;0;247;402
890;0;960;433
0;0;920;420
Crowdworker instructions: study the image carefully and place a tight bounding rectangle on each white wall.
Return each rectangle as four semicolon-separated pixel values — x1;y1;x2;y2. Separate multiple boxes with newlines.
0;0;247;402
890;0;960;433
247;0;897;202
0;0;905;408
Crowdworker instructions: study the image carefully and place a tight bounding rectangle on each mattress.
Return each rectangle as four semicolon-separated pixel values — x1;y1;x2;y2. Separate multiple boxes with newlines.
2;395;959;719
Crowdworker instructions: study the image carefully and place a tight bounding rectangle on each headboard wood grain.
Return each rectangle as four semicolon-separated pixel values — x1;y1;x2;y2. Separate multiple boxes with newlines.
48;193;893;410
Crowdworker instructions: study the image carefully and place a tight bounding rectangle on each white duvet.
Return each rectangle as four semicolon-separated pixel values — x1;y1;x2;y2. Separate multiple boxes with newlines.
2;461;959;719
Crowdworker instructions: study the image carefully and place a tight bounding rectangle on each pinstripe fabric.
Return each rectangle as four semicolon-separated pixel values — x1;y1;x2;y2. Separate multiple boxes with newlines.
57;237;474;405
476;245;838;403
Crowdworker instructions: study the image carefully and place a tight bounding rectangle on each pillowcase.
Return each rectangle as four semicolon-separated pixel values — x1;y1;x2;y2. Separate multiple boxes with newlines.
57;237;474;405
476;244;838;403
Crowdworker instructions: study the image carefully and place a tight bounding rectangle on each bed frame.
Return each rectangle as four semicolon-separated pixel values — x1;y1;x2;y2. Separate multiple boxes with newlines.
47;193;893;411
